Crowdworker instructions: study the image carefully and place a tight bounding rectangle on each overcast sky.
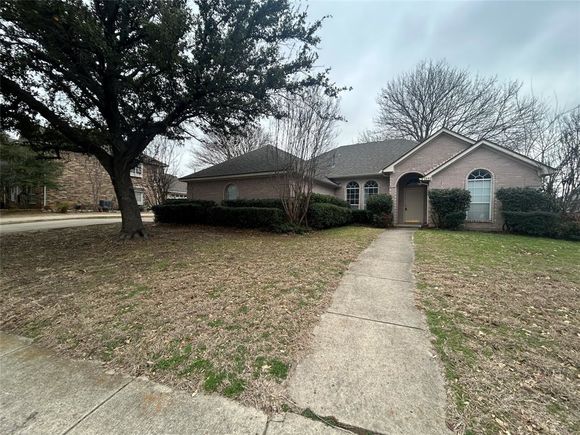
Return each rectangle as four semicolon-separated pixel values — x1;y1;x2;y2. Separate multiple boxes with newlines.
179;0;580;175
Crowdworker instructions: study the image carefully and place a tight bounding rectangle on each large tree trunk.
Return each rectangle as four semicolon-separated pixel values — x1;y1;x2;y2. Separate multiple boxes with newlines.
109;164;147;239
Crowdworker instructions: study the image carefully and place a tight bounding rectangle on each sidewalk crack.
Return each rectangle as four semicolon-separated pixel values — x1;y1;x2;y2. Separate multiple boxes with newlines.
347;272;414;284
61;378;133;435
326;310;424;331
297;408;387;435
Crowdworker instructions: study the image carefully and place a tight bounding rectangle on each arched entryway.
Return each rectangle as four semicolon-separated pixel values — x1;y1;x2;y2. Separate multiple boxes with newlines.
397;172;427;225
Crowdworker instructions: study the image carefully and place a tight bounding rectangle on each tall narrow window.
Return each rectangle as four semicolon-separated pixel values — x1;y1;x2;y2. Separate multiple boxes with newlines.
364;180;379;207
467;169;492;221
346;181;360;209
224;184;239;201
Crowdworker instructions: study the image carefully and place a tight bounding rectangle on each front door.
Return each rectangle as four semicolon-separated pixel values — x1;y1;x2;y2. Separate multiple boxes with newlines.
403;187;424;224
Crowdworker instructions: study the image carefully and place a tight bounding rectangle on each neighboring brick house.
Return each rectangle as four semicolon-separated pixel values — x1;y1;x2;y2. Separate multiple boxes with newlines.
43;152;163;210
180;128;554;231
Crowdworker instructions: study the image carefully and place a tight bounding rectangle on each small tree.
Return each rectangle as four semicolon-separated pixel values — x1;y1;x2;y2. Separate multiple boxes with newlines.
81;155;107;210
144;138;181;206
192;125;270;168
271;88;341;225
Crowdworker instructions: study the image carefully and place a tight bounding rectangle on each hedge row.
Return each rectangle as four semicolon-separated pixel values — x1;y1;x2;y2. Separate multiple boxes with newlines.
222;193;350;210
497;188;580;240
157;193;396;231
152;203;285;229
222;198;284;209
163;199;216;208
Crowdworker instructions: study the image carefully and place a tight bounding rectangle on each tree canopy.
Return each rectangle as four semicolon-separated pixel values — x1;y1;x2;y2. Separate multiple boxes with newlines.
0;0;338;236
366;59;540;148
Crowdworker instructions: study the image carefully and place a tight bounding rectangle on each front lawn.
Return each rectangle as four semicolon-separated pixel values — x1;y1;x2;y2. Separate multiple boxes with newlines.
414;230;579;434
0;223;382;411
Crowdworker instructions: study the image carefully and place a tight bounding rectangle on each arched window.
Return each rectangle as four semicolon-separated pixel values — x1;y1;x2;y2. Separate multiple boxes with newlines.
364;180;379;206
346;181;360;209
467;169;492;221
224;184;239;201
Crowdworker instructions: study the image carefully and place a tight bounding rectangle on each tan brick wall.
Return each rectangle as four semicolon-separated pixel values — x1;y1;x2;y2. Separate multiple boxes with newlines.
45;152;155;209
333;175;390;209
429;145;543;230
390;133;470;222
187;175;284;202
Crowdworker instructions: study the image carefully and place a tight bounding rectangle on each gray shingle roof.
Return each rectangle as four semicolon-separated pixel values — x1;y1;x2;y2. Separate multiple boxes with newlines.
180;145;296;180
181;139;418;182
316;139;418;178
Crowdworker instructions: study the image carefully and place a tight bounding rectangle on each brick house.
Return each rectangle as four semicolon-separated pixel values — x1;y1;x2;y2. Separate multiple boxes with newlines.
42;152;177;210
180;128;554;231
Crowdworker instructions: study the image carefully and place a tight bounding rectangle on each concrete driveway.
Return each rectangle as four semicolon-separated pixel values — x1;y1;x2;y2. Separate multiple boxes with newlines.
0;214;154;234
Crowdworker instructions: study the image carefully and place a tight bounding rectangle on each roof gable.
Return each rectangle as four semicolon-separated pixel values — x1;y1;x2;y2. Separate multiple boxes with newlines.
382;128;474;173
422;139;555;178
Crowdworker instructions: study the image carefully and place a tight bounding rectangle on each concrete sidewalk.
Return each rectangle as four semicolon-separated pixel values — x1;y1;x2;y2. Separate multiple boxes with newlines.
288;229;449;434
0;333;345;435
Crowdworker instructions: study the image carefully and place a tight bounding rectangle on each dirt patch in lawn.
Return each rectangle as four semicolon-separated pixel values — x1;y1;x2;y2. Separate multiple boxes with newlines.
414;230;579;434
0;223;381;412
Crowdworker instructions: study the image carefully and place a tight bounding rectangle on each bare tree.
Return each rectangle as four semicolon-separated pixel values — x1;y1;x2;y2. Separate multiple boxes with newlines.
192;125;271;168
81;155;107;210
271;88;341;225
370;59;540;148
144;139;182;206
542;108;580;213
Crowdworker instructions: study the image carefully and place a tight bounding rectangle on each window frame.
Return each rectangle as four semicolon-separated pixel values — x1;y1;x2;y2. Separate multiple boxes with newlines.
466;169;493;222
134;189;144;206
363;180;379;208
130;163;144;178
345;181;360;209
224;183;239;201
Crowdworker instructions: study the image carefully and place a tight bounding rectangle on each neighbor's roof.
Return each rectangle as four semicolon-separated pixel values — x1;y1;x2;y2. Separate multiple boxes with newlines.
180;145;296;180
316;139;418;178
167;175;188;194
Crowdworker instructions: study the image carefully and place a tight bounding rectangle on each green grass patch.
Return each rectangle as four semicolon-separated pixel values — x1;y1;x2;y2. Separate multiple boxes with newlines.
154;344;192;370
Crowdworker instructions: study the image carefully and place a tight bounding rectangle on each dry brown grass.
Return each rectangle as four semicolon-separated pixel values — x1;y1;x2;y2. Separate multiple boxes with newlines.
413;230;580;434
0;223;381;412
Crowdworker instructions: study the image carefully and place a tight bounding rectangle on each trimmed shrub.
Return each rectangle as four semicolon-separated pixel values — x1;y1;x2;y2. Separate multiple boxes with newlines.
496;187;558;212
307;203;352;229
310;193;350;208
222;198;284;210
152;203;208;224
503;211;561;237
366;194;393;216
428;189;471;229
351;209;373;224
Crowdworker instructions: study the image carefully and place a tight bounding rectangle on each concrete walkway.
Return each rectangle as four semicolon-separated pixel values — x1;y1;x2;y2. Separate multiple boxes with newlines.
288;229;449;434
0;333;345;435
